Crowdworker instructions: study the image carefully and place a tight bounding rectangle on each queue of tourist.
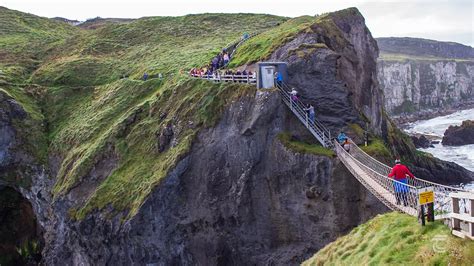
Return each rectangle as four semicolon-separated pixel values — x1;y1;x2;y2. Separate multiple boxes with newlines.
189;67;256;83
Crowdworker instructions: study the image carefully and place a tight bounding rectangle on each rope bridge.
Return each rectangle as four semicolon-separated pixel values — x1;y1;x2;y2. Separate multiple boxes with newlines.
276;82;471;219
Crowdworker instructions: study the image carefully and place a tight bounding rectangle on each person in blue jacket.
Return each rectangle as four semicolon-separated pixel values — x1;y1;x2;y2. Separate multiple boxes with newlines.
275;71;283;86
337;132;347;144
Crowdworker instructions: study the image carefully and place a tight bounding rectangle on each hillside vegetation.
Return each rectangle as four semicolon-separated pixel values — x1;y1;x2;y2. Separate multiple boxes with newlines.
304;212;474;266
0;6;295;218
376;37;474;61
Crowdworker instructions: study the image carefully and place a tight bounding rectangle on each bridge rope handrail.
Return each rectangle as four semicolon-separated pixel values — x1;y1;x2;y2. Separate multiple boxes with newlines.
347;137;468;216
349;141;468;191
334;139;419;216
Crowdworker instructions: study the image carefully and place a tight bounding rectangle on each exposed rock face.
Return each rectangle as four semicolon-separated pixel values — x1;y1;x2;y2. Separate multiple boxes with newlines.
0;92;27;170
270;8;383;134
378;60;474;116
411;135;432;149
376;38;474;119
40;9;390;265
44;91;387;266
442;120;474;146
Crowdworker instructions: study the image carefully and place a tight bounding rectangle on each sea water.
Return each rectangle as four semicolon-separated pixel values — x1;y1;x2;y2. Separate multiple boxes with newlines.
405;108;474;190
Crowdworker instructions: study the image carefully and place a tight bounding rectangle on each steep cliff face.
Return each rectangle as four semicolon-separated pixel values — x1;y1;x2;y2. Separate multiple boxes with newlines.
376;38;474;118
40;9;389;265
44;92;385;265
1;7;472;266
270;8;383;134
378;60;474;116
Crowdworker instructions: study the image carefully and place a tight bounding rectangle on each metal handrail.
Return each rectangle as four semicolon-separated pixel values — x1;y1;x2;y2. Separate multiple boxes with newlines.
276;82;333;148
191;74;257;84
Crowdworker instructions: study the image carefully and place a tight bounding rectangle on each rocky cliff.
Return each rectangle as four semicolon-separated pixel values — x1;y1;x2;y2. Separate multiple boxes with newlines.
1;7;473;266
376;37;474;119
442;120;474;146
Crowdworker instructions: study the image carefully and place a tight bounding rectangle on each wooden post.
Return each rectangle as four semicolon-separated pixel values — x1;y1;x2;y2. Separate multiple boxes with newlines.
419;205;426;226
449;192;474;239
470;198;474;238
427;202;434;222
452;197;460;230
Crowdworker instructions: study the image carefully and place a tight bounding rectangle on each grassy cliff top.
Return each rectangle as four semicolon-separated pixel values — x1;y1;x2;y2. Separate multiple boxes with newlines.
303;212;474;266
0;6;292;219
376;37;474;62
1;7;372;220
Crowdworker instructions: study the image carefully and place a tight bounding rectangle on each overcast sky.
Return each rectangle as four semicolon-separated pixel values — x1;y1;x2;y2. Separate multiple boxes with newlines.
2;0;473;46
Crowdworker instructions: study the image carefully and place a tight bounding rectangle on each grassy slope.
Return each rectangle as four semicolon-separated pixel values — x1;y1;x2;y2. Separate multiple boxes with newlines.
45;14;287;219
1;7;289;218
0;6;77;83
229;9;353;67
278;132;335;157
304;212;474;266
378;52;473;62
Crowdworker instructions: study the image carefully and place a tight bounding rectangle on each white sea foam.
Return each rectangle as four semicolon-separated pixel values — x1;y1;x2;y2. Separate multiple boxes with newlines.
404;108;474;190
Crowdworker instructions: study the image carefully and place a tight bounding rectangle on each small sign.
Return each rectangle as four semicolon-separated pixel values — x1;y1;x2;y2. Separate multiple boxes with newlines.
418;187;434;205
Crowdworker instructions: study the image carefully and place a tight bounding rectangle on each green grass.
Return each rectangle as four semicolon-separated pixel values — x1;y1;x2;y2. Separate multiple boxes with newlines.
379;52;474;62
71;78;255;219
228;16;314;67
278;132;335;157
0;7;366;220
0;7;284;218
349;123;365;139
229;9;355;67
303;212;474;266
361;138;392;162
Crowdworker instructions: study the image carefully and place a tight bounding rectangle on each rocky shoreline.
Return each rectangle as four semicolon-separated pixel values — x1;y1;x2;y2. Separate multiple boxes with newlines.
394;102;474;127
442;120;474;146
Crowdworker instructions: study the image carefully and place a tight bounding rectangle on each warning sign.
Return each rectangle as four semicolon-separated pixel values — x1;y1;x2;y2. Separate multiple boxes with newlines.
418;189;434;205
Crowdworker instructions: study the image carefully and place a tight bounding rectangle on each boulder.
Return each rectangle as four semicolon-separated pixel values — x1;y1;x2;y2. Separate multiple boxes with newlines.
411;135;432;148
442;120;474;146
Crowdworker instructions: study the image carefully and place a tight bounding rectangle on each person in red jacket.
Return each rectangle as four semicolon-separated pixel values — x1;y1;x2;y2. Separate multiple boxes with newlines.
388;159;415;206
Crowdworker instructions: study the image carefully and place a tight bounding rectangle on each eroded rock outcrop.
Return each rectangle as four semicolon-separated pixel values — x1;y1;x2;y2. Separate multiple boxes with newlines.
442;120;474;146
411;135;432;148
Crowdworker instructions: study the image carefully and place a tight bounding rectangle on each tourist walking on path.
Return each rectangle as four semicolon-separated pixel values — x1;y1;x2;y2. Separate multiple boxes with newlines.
388;159;415;206
305;104;315;123
223;53;230;65
290;88;298;101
